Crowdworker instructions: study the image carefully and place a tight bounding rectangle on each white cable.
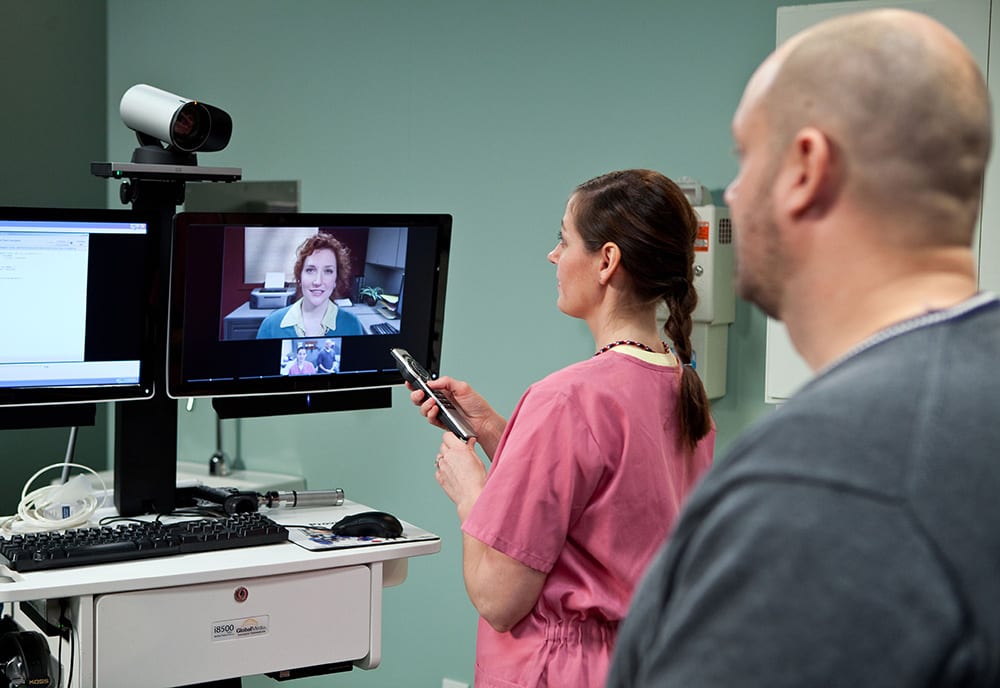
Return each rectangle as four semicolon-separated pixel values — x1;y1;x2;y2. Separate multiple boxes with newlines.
0;462;108;535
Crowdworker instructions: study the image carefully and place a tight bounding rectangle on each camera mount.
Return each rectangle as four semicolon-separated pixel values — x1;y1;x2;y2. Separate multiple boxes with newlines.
91;161;242;205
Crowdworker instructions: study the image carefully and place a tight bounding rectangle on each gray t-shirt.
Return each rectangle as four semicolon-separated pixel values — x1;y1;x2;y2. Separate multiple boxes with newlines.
607;294;1000;687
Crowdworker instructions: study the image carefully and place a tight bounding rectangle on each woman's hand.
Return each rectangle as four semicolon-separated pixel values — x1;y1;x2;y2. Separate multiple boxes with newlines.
432;432;546;632
433;433;486;521
408;376;506;459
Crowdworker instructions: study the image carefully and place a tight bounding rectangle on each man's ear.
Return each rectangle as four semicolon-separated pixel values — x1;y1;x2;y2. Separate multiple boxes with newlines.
779;126;836;219
597;242;621;285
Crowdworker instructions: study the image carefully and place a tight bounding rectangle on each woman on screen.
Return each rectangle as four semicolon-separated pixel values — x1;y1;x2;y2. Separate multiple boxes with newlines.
409;169;716;688
256;232;364;338
286;346;316;376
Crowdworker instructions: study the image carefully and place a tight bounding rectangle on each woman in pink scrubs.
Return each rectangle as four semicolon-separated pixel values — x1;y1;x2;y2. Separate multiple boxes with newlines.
412;169;715;687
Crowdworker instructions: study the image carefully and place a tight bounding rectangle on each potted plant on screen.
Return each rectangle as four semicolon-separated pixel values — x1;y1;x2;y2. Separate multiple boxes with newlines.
359;286;384;306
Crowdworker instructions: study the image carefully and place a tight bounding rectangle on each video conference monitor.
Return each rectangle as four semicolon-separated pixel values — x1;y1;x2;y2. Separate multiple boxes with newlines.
0;206;156;428
167;211;452;416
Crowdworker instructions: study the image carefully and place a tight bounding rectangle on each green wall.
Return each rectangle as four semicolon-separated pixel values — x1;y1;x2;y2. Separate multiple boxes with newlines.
2;1;833;685
0;1;109;514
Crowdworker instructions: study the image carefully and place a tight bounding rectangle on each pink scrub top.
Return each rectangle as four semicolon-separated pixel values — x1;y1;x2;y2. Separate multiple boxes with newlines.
463;351;715;687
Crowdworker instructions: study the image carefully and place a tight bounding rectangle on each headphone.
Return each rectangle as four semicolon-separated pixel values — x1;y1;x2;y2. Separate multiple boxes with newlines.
0;622;51;687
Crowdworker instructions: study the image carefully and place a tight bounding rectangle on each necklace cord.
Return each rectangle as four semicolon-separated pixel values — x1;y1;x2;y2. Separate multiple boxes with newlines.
593;339;668;357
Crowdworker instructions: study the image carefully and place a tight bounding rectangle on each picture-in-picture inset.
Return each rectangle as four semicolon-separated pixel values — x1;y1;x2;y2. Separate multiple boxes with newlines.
279;338;342;376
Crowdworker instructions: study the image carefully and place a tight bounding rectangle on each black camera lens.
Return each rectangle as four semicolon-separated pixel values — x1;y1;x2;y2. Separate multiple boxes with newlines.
170;101;211;151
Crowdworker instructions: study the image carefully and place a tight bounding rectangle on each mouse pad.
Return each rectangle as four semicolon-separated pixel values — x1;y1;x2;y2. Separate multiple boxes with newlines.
286;522;439;550
265;502;440;551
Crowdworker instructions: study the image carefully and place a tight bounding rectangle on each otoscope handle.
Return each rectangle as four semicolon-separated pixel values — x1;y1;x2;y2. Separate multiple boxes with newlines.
262;489;345;509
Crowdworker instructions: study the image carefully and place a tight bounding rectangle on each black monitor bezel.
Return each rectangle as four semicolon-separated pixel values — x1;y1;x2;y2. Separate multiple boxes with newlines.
0;205;158;409
166;210;452;401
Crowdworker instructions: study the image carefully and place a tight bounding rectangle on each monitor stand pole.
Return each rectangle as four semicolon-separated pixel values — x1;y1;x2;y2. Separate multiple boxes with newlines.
113;177;183;517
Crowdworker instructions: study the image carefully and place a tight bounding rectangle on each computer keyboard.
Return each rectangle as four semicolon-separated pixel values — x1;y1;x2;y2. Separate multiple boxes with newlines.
369;322;398;335
0;512;289;573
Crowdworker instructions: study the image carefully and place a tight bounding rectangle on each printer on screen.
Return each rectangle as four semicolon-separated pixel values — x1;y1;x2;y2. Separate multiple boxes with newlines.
250;272;296;309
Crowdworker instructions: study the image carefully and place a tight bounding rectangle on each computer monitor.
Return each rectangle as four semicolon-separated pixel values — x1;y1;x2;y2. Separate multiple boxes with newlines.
167;211;452;417
0;206;156;428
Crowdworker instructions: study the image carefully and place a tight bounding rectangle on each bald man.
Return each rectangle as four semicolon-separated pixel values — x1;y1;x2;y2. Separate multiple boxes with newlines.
608;10;1000;688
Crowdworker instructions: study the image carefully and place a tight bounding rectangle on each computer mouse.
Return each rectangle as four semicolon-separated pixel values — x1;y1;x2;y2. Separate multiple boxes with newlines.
330;511;404;538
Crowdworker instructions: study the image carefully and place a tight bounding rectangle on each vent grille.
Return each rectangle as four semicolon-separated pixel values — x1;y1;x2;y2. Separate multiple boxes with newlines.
718;217;733;244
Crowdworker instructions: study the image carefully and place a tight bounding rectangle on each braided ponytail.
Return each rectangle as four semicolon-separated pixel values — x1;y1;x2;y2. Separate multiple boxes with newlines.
662;278;712;448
